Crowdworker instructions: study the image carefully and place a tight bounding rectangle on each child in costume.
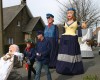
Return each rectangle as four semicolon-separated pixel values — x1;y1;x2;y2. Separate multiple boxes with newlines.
23;39;36;80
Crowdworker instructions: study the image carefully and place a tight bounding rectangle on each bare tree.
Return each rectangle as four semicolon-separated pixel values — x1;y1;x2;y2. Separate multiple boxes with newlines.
56;0;100;27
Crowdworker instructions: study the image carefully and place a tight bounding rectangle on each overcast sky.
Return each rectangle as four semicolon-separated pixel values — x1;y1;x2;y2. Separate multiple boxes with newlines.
3;0;100;25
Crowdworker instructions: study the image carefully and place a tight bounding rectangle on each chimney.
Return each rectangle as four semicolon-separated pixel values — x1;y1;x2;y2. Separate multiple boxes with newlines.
21;0;26;4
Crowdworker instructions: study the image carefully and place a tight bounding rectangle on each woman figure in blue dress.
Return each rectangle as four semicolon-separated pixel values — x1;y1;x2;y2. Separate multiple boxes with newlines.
56;8;86;75
44;13;59;68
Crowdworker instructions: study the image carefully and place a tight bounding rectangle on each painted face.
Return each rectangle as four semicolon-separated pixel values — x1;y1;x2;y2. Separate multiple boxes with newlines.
37;34;43;40
26;43;31;48
9;45;16;53
47;17;54;24
67;10;75;20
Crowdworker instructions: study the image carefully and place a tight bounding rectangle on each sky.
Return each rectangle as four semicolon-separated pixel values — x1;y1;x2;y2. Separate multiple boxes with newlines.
2;0;100;25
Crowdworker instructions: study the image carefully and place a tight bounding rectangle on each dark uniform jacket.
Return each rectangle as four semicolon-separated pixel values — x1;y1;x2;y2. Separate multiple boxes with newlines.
35;38;50;64
23;48;36;62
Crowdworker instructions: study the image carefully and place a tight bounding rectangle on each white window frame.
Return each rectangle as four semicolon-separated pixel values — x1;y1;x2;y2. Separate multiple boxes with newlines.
8;37;13;44
17;21;21;27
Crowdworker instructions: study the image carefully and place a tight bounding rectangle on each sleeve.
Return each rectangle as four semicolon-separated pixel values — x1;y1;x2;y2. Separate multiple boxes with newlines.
29;49;36;61
62;27;65;33
41;41;51;56
62;22;66;33
55;25;59;42
44;25;47;36
77;22;82;37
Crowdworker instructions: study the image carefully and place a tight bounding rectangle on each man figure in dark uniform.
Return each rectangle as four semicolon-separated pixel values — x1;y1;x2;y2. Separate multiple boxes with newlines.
44;13;59;68
35;31;52;80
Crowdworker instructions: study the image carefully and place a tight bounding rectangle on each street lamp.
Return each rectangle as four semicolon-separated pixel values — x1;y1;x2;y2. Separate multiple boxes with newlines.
0;0;4;55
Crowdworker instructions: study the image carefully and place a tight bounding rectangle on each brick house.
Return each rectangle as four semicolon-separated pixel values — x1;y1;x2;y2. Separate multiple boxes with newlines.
3;1;45;45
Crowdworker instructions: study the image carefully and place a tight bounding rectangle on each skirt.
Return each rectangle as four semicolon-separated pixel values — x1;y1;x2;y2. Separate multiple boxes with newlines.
56;35;84;75
45;37;58;68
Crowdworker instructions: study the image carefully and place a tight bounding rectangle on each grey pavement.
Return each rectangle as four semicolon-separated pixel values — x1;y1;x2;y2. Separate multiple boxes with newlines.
8;47;100;80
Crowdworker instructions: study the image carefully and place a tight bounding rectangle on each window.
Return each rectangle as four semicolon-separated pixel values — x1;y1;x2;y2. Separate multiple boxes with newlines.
17;21;21;27
8;37;13;44
25;34;31;40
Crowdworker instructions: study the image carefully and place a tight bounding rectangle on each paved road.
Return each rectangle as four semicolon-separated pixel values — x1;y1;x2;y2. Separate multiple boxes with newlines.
8;47;100;80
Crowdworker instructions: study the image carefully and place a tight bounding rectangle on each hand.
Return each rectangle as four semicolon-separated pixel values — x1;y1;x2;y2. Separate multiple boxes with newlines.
27;60;31;65
23;60;26;64
36;53;41;56
82;21;87;29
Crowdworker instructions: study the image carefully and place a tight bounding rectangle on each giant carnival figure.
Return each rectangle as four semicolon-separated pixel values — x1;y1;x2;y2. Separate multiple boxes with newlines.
80;28;94;58
56;8;86;75
44;13;59;68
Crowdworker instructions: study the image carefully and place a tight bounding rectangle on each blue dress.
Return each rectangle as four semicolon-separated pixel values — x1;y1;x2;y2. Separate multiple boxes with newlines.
56;21;84;75
44;24;59;68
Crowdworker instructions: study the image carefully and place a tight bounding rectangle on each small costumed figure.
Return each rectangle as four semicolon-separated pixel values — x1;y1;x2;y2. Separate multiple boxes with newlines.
23;39;36;80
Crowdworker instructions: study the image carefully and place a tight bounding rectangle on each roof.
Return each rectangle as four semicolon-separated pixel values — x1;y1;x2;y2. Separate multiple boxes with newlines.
3;5;25;29
22;17;41;32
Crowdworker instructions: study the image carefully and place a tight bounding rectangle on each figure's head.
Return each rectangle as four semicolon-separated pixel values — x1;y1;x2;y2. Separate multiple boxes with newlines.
25;39;34;48
9;44;19;53
67;8;76;21
26;42;32;48
46;13;54;24
37;31;44;40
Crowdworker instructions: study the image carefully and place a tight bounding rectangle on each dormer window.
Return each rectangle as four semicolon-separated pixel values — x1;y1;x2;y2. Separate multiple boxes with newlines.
8;37;13;44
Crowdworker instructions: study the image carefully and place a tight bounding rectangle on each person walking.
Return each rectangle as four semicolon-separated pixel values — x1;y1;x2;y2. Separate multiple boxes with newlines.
35;31;52;80
23;39;36;80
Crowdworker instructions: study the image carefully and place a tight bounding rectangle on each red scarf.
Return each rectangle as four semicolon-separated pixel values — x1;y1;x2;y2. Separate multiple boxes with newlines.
48;24;52;28
25;47;31;52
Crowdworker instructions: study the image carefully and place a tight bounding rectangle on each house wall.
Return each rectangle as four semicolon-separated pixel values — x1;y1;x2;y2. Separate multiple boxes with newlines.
31;20;45;43
34;20;45;31
4;6;31;45
31;31;37;43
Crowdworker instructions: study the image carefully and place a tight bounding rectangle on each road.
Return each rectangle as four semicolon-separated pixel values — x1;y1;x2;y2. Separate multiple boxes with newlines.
7;47;100;80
